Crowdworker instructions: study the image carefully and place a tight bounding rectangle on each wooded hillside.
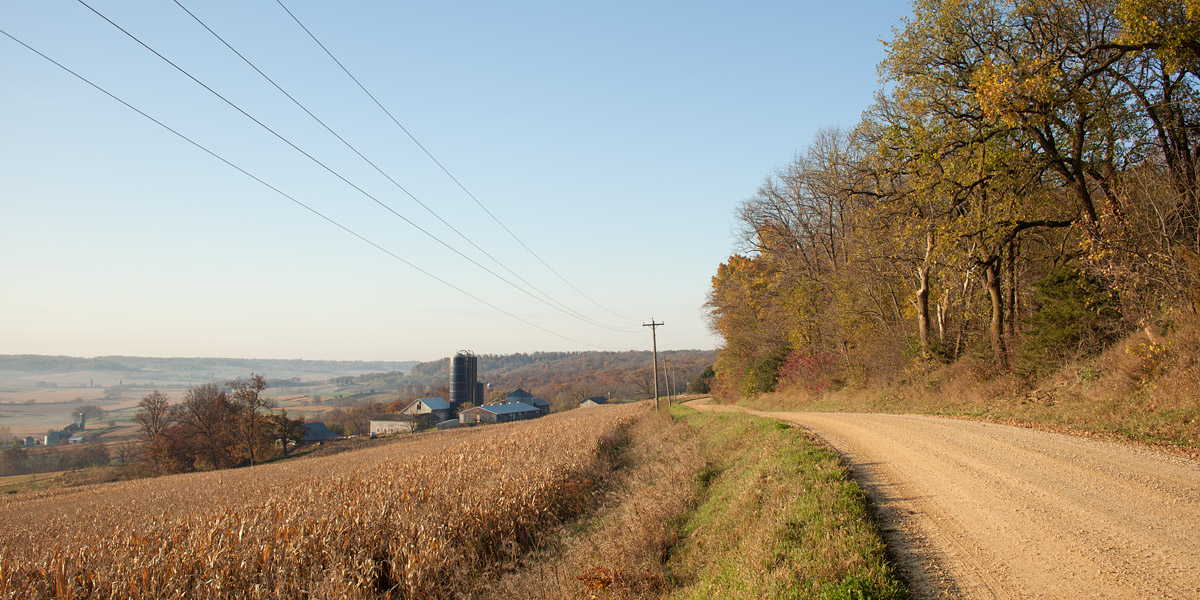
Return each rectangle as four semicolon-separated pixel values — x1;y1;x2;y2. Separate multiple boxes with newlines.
349;350;716;409
708;0;1199;400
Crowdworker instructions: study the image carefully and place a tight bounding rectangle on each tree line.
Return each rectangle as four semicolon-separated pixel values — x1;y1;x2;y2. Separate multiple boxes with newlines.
135;375;307;474
708;0;1198;398
0;443;114;477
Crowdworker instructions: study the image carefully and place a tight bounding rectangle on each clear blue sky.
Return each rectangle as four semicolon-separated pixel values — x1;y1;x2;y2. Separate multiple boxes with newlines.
1;1;911;362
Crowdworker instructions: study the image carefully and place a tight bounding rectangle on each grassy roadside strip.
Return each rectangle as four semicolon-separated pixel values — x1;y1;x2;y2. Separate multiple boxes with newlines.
481;409;703;598
480;405;906;599
667;405;908;600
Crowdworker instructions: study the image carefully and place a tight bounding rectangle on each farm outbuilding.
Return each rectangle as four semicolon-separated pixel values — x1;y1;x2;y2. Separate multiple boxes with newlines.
301;422;340;442
369;419;415;436
515;396;551;416
458;402;542;425
505;388;533;402
44;431;70;446
580;396;608;408
504;389;550;416
400;397;453;423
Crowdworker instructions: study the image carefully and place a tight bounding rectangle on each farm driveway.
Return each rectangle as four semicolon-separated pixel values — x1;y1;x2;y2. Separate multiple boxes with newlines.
688;399;1200;599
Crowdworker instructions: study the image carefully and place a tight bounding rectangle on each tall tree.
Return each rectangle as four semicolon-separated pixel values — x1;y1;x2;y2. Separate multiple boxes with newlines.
878;0;1084;368
71;404;104;427
228;374;273;466
270;409;308;458
134;390;173;440
174;383;238;470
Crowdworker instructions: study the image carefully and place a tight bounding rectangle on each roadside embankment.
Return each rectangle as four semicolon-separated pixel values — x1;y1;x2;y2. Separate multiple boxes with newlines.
490;404;907;599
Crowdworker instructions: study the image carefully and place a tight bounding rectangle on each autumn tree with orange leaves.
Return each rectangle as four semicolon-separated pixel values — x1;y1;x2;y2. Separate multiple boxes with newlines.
707;0;1198;400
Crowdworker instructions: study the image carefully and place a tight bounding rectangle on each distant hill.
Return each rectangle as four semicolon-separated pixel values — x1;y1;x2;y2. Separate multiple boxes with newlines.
350;350;718;410
0;355;129;374
0;355;418;387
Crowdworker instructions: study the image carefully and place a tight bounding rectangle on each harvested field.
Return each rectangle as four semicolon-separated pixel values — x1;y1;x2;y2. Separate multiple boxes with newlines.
0;403;642;599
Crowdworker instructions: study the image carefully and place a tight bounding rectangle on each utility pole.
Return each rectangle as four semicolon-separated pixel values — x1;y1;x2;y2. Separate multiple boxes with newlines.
661;354;670;407
669;359;677;405
662;354;675;406
643;319;664;411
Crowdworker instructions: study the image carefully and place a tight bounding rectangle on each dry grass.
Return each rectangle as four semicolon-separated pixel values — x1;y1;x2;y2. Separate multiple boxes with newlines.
0;404;642;599
481;405;909;600
482;411;702;599
1;401;914;599
740;316;1200;454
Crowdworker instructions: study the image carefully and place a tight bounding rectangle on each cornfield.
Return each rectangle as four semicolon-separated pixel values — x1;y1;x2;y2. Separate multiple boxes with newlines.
0;403;641;599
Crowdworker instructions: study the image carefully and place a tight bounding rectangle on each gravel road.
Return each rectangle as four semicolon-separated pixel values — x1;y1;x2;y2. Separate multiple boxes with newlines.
690;401;1200;599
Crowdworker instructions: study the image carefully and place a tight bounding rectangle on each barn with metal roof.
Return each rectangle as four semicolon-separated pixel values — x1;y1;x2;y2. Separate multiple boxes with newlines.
458;402;542;425
400;397;454;422
505;389;550;415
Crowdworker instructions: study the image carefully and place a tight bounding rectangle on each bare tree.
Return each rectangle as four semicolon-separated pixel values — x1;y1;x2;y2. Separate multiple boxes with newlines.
174;383;238;470
346;403;372;436
271;409;309;458
228;374;273;466
71;404;104;427
566;385;590;406
628;367;655;399
134;391;173;439
113;439;139;464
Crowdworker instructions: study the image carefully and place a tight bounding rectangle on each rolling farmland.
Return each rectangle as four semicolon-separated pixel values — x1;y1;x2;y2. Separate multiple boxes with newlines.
0;404;640;599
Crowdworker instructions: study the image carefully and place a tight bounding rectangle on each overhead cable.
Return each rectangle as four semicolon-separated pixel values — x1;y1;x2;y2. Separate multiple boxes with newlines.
75;0;633;334
275;0;640;323
0;27;632;351
173;0;636;334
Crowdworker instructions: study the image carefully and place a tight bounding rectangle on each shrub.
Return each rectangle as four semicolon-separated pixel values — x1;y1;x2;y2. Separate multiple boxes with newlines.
741;345;790;397
1017;265;1122;379
777;349;840;394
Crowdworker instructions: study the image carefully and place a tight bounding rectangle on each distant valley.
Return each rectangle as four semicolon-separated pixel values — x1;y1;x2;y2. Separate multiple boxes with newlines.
0;354;418;391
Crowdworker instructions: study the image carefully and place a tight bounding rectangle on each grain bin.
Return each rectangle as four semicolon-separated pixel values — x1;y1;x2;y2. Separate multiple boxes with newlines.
450;350;478;409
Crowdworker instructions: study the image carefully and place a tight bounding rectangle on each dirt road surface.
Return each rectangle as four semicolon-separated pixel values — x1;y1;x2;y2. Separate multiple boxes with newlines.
689;400;1200;599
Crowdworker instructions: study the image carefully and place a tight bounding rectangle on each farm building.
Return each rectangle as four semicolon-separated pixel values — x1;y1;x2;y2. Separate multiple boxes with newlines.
370;419;415;436
301;422;340;442
458;402;541;425
580;396;608;408
450;351;482;411
512;396;550;416
505;389;551;416
505;388;533;402
44;431;70;446
400;397;453;422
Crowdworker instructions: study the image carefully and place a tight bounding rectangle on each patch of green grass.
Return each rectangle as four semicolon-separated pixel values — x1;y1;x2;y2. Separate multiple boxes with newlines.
0;471;64;494
667;406;907;600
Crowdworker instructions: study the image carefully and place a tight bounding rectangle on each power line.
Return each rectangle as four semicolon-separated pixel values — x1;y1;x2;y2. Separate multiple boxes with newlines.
75;0;633;334
274;0;640;323
0;27;629;352
172;0;636;334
